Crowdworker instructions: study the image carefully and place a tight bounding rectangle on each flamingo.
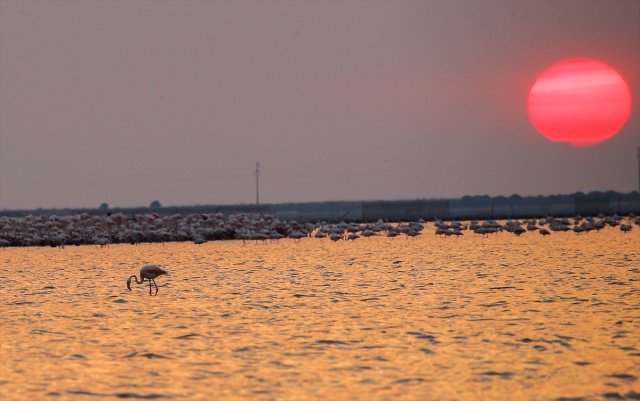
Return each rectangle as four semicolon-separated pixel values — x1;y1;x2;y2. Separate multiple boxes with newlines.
329;233;344;242
619;223;632;234
127;265;168;296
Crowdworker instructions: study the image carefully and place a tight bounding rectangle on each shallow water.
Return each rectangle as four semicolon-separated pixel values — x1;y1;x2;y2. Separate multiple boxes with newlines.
1;228;639;400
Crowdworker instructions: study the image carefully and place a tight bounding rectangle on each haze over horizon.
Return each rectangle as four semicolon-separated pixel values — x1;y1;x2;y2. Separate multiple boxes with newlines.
1;1;639;210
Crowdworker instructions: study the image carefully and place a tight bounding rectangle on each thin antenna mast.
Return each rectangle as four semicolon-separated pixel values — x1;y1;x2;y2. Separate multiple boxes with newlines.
254;162;260;205
637;146;640;192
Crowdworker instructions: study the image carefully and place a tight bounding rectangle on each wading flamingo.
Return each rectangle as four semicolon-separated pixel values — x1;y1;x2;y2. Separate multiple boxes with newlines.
127;265;168;296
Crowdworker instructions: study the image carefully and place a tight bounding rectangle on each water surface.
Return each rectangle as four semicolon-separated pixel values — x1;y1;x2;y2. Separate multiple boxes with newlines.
1;229;638;400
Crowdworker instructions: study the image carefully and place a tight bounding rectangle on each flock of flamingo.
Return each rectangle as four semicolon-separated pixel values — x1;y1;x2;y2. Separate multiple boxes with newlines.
0;211;637;248
1;211;635;296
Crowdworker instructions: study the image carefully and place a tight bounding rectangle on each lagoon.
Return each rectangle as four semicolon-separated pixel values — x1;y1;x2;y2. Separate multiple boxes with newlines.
1;227;638;400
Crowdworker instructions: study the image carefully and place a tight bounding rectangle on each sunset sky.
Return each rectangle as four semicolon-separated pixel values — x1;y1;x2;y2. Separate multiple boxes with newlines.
1;1;638;210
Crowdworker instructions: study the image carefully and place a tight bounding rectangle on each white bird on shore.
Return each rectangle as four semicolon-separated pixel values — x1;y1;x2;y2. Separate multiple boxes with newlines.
127;265;168;296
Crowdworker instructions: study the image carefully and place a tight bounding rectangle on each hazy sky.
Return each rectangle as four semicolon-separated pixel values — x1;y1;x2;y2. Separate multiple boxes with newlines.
1;0;639;210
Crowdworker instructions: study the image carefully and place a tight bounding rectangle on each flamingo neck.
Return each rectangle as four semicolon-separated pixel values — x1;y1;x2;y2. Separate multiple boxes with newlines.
128;275;145;285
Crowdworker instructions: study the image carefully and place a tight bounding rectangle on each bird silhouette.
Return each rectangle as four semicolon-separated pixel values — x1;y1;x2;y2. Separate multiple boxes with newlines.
127;265;168;296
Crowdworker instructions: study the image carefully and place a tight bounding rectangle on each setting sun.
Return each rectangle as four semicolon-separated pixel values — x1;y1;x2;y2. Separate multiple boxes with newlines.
527;58;632;147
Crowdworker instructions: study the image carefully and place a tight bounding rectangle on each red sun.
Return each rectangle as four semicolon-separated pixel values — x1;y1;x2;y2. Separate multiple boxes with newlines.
527;58;631;146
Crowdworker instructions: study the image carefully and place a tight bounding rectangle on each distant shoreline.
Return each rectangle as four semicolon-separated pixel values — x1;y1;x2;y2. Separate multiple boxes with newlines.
2;191;639;222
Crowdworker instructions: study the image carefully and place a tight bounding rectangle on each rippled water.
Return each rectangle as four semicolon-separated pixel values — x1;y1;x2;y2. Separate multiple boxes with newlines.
1;228;639;400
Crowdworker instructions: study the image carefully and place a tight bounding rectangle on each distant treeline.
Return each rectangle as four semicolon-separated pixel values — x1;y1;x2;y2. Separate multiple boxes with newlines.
269;191;640;221
2;191;638;222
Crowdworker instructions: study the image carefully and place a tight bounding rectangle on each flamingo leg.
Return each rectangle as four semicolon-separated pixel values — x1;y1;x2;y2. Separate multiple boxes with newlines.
152;279;159;295
149;279;153;296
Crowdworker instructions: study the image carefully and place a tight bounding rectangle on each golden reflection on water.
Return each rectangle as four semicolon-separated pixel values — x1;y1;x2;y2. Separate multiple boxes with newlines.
1;228;638;400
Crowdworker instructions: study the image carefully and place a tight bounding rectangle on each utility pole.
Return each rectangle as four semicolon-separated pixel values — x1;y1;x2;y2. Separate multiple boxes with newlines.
254;162;260;205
